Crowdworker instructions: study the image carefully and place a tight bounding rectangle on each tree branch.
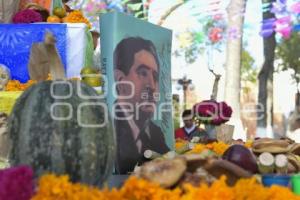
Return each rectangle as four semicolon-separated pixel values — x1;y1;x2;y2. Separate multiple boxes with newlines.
158;1;185;26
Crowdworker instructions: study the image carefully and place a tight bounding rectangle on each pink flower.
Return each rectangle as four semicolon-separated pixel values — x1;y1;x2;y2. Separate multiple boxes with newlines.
213;14;223;21
12;9;42;23
85;2;95;12
275;16;292;39
97;2;107;10
290;2;300;14
0;165;34;200
277;26;292;39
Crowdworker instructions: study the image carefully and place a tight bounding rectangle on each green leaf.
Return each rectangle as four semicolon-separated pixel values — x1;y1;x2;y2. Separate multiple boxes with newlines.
241;49;256;83
127;3;143;11
134;10;144;18
194;32;204;44
122;0;131;4
276;32;300;84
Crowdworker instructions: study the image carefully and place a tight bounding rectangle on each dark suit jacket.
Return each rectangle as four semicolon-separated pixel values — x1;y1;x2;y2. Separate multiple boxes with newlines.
114;115;170;174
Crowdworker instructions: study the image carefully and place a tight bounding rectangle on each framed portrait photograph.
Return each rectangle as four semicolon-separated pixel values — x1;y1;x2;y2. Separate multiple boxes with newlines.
100;12;173;174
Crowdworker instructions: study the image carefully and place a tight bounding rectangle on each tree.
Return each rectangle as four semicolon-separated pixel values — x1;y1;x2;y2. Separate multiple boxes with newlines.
257;0;276;137
224;0;247;140
172;94;181;130
157;0;186;25
174;30;204;64
276;32;300;132
241;49;256;83
276;32;300;92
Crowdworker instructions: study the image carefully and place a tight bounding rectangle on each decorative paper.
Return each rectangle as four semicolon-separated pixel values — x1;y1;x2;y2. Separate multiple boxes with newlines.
0;24;67;83
260;0;300;39
216;124;234;144
67;0;124;31
0;91;23;114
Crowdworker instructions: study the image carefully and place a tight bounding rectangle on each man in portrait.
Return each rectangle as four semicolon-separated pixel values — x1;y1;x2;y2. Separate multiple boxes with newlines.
113;37;170;174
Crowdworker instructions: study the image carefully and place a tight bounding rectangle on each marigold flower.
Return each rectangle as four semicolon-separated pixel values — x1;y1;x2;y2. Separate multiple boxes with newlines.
29;170;300;199
206;141;230;156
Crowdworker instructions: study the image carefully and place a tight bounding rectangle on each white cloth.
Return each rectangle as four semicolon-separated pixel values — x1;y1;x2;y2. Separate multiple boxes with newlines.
93;41;101;70
66;23;87;78
287;128;300;143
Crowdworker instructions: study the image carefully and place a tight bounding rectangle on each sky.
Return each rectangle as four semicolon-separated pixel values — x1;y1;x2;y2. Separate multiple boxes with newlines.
148;0;297;116
149;0;262;97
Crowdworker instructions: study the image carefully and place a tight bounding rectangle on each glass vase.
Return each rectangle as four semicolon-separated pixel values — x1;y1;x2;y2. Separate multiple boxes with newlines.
205;124;217;139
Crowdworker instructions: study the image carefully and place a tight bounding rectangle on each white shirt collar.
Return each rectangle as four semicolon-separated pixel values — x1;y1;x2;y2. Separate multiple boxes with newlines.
184;124;196;135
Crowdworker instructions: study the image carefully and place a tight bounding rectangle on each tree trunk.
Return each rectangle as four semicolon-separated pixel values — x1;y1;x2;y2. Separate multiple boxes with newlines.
257;0;276;138
224;0;247;140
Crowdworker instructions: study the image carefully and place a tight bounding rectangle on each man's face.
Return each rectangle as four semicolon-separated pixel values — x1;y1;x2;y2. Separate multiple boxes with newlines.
183;116;194;128
119;50;159;116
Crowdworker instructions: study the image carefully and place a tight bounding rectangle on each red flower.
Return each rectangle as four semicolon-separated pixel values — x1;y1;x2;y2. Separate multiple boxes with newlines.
193;100;232;125
12;9;42;23
209;27;223;43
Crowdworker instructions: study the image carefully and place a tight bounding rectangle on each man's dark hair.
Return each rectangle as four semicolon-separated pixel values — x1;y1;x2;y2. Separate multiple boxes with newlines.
113;37;159;75
182;109;192;118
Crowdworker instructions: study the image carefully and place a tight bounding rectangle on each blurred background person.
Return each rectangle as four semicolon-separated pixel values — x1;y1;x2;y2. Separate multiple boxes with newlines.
175;109;208;142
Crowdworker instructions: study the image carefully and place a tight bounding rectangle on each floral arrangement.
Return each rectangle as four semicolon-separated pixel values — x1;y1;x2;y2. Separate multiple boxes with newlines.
175;138;254;157
206;141;230;155
5;80;37;91
4;75;80;91
193;100;233;126
63;10;92;29
175;140;230;156
203;14;227;45
0;165;299;199
12;9;43;23
31;174;110;200
67;0;124;30
0;166;34;200
260;1;300;39
209;27;223;43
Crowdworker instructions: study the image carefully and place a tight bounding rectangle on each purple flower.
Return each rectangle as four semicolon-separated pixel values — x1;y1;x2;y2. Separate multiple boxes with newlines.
210;117;221;125
12;9;42;23
270;1;287;15
0;165;34;200
193;100;232;125
260;18;276;38
219;101;233;118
